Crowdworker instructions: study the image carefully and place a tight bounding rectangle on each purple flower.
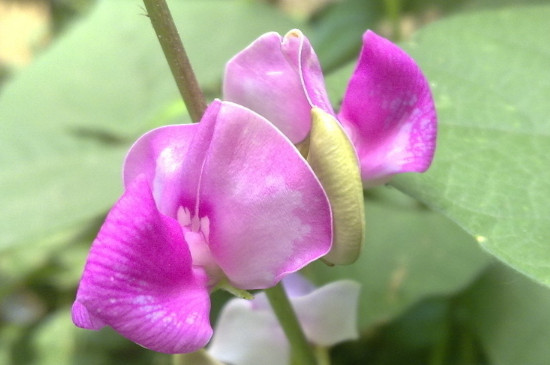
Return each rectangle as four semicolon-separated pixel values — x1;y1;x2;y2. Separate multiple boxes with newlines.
207;274;360;365
71;100;333;354
224;29;437;187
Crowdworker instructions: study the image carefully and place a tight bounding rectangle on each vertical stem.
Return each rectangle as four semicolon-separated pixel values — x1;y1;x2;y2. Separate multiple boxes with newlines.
459;329;475;365
142;0;207;122
384;0;402;41
314;346;332;365
265;282;317;365
429;308;450;365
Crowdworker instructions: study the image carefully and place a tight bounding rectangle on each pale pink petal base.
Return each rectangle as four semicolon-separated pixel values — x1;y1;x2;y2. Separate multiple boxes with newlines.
123;103;224;220
72;176;212;354
123;124;198;217
338;30;437;186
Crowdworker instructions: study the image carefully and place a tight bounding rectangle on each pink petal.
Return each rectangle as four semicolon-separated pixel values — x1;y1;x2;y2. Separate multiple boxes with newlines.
199;101;333;289
123;124;198;217
282;30;335;115
338;30;437;186
123;102;224;219
224;30;332;143
72;176;212;354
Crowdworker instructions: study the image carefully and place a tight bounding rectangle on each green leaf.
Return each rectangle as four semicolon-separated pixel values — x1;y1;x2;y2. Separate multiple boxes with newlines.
28;310;76;365
459;264;550;365
0;325;25;365
307;187;490;329
310;0;383;72
0;0;299;252
385;6;550;286
458;0;550;11
25;308;165;365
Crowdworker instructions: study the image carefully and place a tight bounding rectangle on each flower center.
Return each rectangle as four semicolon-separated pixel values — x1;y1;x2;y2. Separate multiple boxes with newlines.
177;206;222;287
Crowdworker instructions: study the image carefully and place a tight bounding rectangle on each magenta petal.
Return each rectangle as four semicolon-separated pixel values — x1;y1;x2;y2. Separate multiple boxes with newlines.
338;30;437;186
224;31;332;143
199;101;332;289
72;176;212;354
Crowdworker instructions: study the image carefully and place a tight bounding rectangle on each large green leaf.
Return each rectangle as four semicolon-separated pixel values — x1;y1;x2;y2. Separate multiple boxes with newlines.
14;307;164;365
459;264;550;365
310;0;383;72
308;187;490;329
325;6;550;287
0;0;299;252
386;6;550;286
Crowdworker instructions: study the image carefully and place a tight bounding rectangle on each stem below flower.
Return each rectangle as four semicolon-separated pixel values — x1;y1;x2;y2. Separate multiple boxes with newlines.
142;0;207;122
384;0;402;41
214;278;254;300
265;282;317;365
315;346;332;365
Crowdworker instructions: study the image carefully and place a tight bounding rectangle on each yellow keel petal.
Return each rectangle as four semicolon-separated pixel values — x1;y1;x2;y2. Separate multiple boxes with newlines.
307;108;365;265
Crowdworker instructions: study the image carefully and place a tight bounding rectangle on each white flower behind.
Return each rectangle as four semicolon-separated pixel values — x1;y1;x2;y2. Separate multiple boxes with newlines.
208;274;360;365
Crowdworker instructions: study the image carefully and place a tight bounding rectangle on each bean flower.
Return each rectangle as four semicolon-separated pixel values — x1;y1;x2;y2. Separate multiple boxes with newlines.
206;274;360;365
71;100;333;354
224;29;437;188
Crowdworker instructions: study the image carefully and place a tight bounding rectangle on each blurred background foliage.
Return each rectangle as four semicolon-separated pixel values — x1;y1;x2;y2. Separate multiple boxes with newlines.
1;0;549;364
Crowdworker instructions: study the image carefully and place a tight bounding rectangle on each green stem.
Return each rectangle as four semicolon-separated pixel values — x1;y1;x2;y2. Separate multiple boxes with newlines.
315;346;331;365
383;0;402;41
429;309;450;365
459;329;475;365
214;278;254;300
142;0;207;122
265;282;317;365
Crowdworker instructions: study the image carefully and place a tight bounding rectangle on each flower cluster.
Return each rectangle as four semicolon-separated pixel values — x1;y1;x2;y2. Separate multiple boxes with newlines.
72;29;436;355
72;100;332;353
